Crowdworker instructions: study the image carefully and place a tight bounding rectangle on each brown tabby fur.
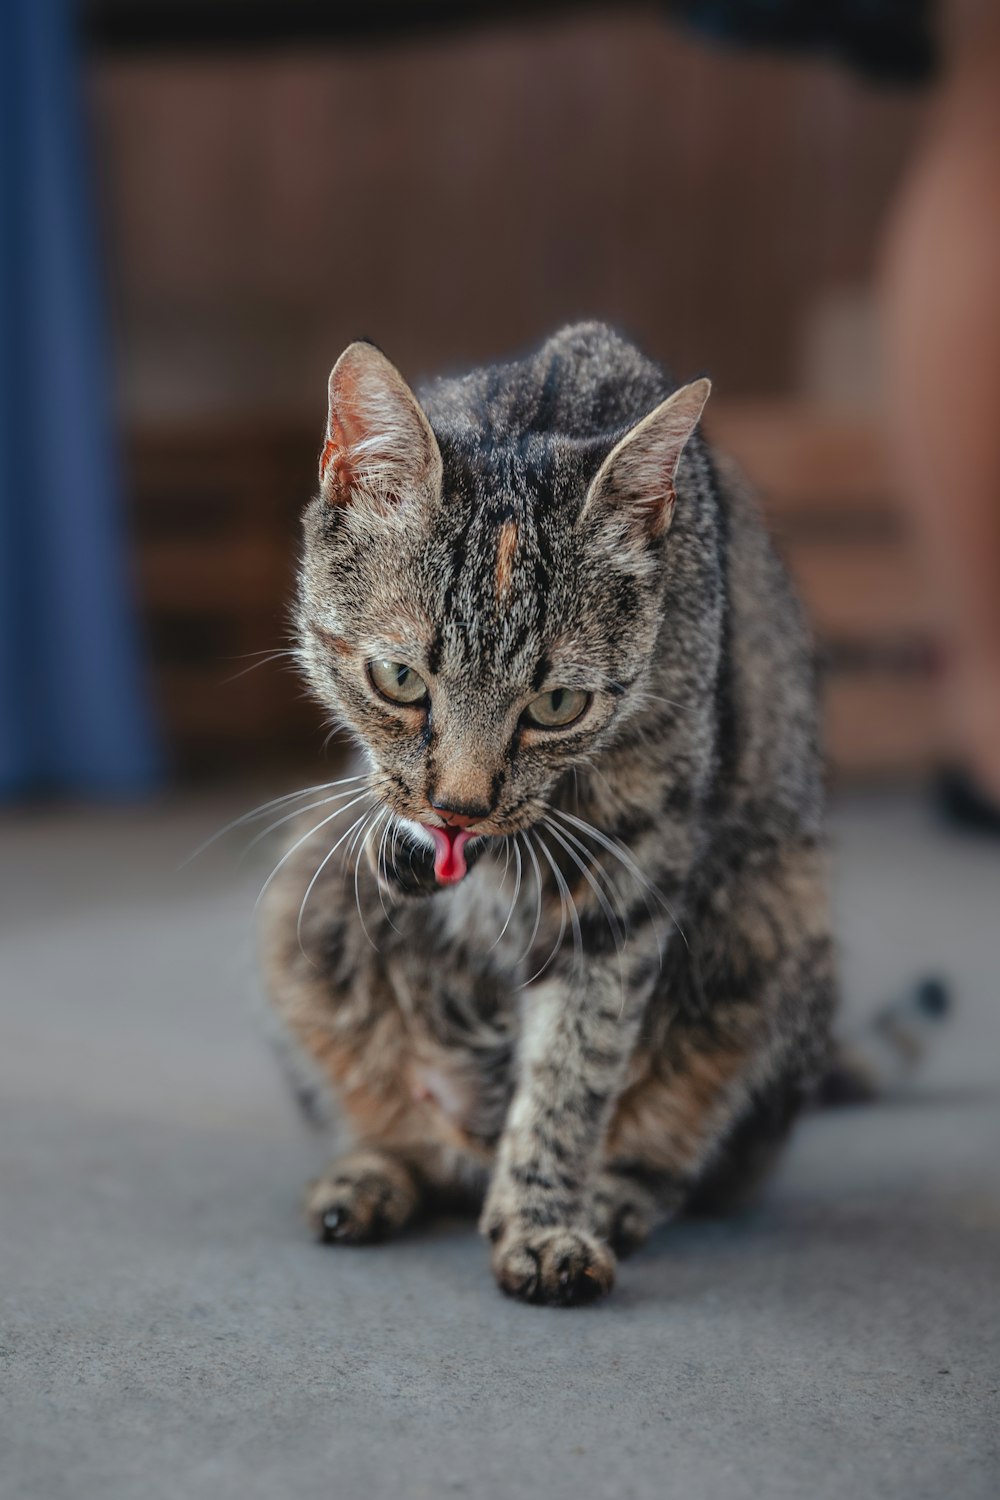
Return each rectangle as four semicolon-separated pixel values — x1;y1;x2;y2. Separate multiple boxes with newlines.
259;323;836;1305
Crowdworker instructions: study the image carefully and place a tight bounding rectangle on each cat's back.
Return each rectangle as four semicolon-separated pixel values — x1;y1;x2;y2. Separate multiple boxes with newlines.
713;453;824;827
420;321;673;448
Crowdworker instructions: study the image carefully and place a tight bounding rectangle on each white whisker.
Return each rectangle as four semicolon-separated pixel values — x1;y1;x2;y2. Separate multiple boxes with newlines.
568;664;695;716
634;692;694;714
254;791;373;914
342;802;376;898
320;724;351;756
295;803;379;958
244;784;375;855
221;650;300;685
515;831;544;970
541;814;632;941
574;758;619;805
520;829;574;989
180;775;368;867
541;816;625;954
354;808;388;953
375;813;403;934
537;827;583;975
551;807;685;955
489;838;522;953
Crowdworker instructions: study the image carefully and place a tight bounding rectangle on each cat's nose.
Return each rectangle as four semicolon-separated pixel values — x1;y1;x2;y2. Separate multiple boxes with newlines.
429;800;489;830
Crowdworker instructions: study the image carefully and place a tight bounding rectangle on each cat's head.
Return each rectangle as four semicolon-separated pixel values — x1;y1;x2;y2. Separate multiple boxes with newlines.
296;338;708;890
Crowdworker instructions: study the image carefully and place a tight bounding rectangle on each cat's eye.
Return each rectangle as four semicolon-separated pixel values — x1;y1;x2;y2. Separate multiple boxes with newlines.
367;659;429;706
523;687;590;729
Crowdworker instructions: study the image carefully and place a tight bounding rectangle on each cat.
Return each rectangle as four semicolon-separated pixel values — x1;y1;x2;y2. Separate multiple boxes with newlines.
259;321;837;1306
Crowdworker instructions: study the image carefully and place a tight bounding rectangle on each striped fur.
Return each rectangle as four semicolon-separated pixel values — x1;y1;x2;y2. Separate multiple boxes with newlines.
261;323;836;1305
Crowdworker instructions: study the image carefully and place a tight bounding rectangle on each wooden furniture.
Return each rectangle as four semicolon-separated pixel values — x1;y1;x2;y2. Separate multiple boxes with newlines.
710;403;942;780
126;422;321;774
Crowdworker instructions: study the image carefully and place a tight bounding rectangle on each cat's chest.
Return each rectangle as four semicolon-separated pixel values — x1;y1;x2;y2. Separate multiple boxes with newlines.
434;857;523;955
391;983;518;1151
384;866;525;1147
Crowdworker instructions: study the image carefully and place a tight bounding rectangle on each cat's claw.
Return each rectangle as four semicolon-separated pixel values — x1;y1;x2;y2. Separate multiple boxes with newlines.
489;1226;616;1307
308;1182;387;1244
320;1207;346;1240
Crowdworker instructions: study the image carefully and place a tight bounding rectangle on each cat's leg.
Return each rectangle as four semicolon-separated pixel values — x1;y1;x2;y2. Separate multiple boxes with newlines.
593;1071;808;1250
261;876;472;1245
306;1144;423;1244
306;1133;487;1245
586;1076;801;1252
601;845;836;1235
482;843;835;1303
683;1082;807;1216
480;955;654;1306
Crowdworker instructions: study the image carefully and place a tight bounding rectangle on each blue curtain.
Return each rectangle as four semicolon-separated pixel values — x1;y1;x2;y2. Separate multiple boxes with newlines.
0;0;160;798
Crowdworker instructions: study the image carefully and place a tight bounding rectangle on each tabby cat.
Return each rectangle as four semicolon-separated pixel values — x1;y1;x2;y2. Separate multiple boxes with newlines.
260;322;836;1306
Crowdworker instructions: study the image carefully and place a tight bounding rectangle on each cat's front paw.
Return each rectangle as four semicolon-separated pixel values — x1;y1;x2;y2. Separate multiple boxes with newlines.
305;1148;420;1245
487;1223;616;1307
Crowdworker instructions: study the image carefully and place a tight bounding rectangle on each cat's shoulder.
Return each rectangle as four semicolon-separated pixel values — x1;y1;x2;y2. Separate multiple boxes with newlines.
521;321;672;438
421;322;674;444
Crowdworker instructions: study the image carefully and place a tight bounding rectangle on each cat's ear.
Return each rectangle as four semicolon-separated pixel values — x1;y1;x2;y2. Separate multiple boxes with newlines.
319;342;442;509
579;378;711;545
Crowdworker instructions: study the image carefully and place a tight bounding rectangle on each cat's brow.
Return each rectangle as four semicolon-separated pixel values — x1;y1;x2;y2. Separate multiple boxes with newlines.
309;623;352;655
530;653;550;693
310;619;435;661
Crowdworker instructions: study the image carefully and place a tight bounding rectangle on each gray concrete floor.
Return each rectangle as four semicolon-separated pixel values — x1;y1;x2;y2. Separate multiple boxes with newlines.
1;792;998;1500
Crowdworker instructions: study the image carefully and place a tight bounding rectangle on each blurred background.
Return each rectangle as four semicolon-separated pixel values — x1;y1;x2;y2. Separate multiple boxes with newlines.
4;7;999;1497
7;0;996;795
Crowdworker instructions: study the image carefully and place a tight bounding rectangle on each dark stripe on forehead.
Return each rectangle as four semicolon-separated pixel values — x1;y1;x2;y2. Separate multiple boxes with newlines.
505;608;538;664
522;437;556;499
426;625;444;676
533;350;562;434
533;511;555;634
504;501;548;662
442;508;473;622
604;575;640;655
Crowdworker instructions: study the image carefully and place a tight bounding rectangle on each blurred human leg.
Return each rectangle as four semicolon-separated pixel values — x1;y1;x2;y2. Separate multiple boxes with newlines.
881;9;1000;800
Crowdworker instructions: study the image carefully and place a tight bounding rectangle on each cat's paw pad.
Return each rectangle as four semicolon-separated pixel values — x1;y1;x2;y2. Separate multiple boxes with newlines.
305;1153;418;1246
489;1226;616;1307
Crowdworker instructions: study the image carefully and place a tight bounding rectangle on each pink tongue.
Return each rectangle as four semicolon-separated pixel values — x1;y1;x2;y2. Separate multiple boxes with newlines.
429;828;472;885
